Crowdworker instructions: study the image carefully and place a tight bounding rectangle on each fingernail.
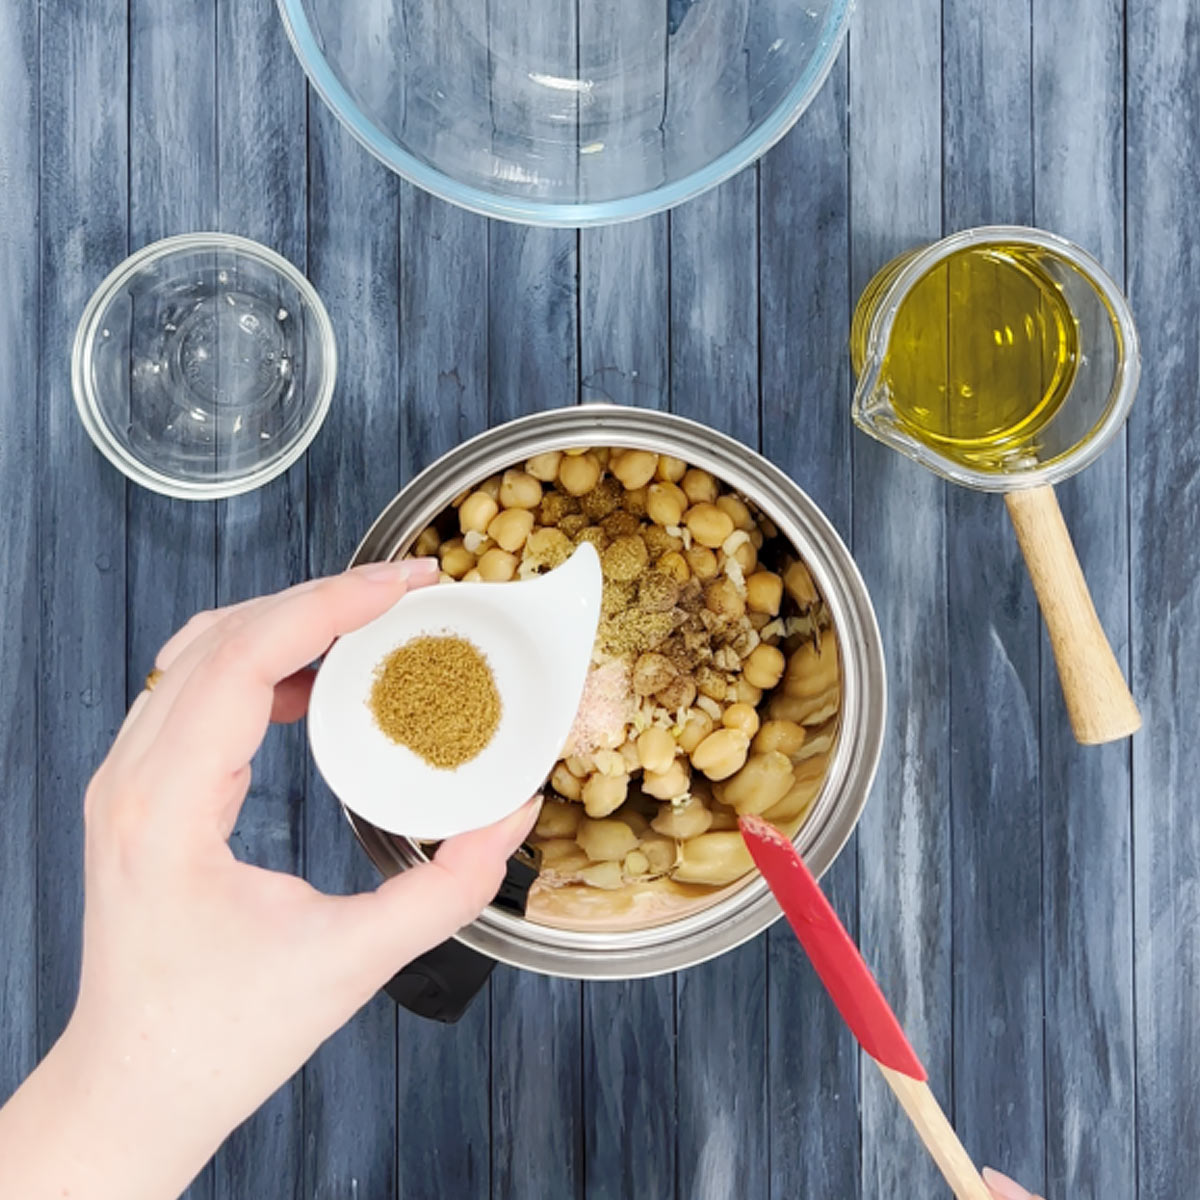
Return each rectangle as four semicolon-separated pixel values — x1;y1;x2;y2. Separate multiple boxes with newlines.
357;558;438;582
982;1168;1032;1200
502;795;543;850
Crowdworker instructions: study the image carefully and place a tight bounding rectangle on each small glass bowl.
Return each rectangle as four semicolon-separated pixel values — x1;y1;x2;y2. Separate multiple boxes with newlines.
72;233;337;500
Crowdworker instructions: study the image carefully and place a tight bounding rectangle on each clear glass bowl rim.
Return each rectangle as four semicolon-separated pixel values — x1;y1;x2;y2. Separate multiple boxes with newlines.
275;0;855;227
71;232;338;502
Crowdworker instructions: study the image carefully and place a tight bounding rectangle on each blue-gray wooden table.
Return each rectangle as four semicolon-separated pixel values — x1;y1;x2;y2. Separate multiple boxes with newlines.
1;1;1196;1197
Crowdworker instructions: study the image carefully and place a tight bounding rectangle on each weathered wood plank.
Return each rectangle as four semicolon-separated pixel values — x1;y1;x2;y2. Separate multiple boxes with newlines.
36;0;129;1058
488;224;580;423
127;9;220;1197
1126;4;1200;1198
670;167;765;1200
845;0;953;1195
580;215;668;409
211;1;309;1196
303;96;405;1200
491;966;584;1200
1030;3;1136;1197
0;0;39;1114
393;181;492;1200
581;978;676;1200
941;1;1047;1190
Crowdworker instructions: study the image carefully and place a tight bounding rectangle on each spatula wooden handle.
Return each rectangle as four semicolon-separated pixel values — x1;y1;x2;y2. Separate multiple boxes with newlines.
1004;484;1140;745
877;1065;992;1200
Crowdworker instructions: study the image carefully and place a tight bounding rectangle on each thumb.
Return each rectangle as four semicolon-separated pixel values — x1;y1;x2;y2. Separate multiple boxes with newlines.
335;797;542;985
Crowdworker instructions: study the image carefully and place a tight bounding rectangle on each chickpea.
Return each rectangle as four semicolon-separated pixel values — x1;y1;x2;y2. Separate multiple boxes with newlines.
526;451;563;482
783;632;839;700
705;577;746;619
414;525;441;557
685;546;719;580
477;547;518;582
671;832;755;886
582;772;630;818
696;666;729;702
624;486;649;517
658;550;690;584
684;503;735;549
746;570;784;615
441;543;475;579
620;738;642;773
733;678;763;706
639;834;678;873
691;728;751;781
752;719;808;758
651;795;714;840
707;800;740;831
499;469;543;510
656;455;687;483
732;540;758;574
641;758;691;801
617;806;650;836
537;839;590;874
637;726;676;775
459;491;499;535
681;468;718;506
642;524;683;558
677;709;715;754
536;799;583;839
526;526;572;565
479;475;503;501
438;571;454;584
722;702;760;738
623;850;651;877
656;674;698;712
716;493;755;531
462;568;483;582
559;452;602;496
743;643;786;689
550;762;584;801
714;751;794;815
762;754;828;824
632;651;676;697
647;482;685;527
784;560;819;606
593;447;611;468
577;817;639;862
577;860;626;889
487;507;535;553
610;449;658;490
565;754;592;778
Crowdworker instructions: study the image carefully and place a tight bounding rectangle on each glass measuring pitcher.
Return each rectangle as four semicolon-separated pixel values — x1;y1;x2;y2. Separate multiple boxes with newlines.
850;226;1141;744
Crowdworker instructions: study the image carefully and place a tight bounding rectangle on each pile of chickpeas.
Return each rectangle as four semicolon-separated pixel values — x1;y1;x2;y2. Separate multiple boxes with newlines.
409;446;840;900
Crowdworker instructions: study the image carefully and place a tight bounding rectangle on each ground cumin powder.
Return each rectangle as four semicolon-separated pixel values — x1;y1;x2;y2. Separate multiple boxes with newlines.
369;634;501;769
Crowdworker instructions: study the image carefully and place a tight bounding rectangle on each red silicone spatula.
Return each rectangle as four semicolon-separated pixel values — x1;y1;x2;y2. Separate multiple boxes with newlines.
739;815;991;1200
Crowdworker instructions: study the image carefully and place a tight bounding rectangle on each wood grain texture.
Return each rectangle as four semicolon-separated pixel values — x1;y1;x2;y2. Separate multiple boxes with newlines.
304;97;404;1200
211;1;309;1196
491;966;584;1200
0;0;39;1113
942;1;1047;1190
1126;3;1200;1198
670;169;766;1200
36;0;129;1058
758;38;861;1200
846;2;953;1195
127;9;220;1196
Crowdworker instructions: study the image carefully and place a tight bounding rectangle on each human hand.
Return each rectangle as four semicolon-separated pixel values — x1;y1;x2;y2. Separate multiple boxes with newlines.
984;1167;1046;1200
0;561;539;1200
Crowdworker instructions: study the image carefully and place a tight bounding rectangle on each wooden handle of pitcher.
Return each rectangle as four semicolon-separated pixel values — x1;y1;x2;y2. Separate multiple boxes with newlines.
877;1067;992;1200
1005;485;1140;744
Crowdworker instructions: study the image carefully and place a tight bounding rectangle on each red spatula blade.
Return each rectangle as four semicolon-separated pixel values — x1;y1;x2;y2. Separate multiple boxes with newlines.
740;815;926;1081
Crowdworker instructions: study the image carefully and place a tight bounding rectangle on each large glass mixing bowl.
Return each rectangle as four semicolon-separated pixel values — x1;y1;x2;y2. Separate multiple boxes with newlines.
277;0;852;226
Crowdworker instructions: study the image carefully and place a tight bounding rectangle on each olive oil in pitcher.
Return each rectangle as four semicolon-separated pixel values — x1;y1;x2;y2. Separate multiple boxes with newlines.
850;244;1080;471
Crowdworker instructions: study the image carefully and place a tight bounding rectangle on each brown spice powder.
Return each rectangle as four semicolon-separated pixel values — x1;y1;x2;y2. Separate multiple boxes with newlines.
369;635;501;770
